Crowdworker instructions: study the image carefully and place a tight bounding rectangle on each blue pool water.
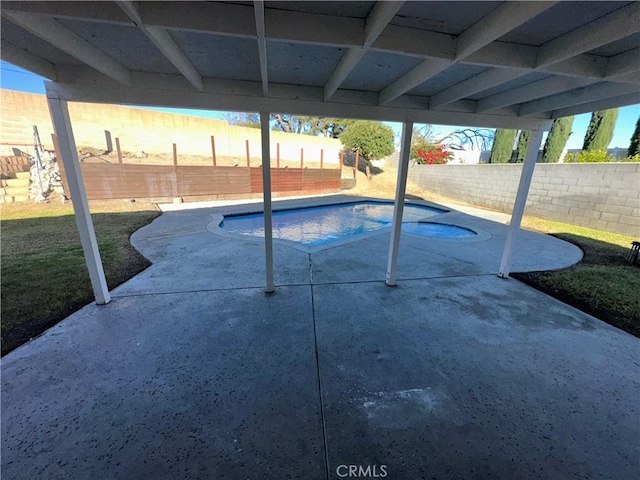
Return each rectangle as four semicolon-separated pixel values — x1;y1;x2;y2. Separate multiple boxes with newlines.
220;202;472;246
402;222;476;238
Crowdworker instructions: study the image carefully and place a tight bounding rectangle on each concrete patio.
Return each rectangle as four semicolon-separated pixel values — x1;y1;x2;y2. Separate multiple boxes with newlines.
2;197;639;479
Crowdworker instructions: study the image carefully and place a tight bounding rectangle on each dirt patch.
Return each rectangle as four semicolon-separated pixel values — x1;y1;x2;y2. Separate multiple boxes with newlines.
76;146;338;170
344;165;475;207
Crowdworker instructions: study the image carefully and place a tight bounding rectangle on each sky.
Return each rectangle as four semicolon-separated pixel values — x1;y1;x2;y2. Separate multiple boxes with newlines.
2;61;639;151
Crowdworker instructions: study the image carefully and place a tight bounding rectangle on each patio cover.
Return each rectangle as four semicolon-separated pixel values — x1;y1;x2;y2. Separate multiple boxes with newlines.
2;1;639;301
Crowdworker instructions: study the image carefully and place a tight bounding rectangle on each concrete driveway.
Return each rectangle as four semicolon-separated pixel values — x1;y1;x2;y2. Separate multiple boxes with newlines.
2;196;638;479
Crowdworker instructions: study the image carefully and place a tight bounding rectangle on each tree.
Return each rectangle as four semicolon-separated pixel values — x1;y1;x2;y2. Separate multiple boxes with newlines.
225;113;354;137
489;129;517;163
303;117;356;138
412;124;493;151
444;128;494;151
515;130;530;162
340;120;395;178
271;115;354;137
272;114;306;134
223;112;260;128
628;116;640;157
582;108;619;151
541;116;574;163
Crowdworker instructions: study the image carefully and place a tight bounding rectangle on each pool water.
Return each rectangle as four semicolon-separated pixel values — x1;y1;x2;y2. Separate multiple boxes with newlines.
402;222;476;238
220;202;457;246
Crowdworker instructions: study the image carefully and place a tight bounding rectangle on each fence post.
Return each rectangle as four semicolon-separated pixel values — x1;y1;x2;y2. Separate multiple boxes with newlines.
277;143;280;169
340;150;344;171
172;143;179;199
211;135;217;166
246;139;251;167
104;130;113;153
354;150;359;178
300;147;304;168
115;137;122;164
320;149;324;169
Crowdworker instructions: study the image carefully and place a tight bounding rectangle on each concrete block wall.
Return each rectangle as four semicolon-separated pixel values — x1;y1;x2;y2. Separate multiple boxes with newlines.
408;163;640;236
0;90;342;164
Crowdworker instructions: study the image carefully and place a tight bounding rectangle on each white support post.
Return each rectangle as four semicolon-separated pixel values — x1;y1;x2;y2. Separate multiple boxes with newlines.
47;93;111;304
260;111;275;293
386;117;414;286
498;128;544;279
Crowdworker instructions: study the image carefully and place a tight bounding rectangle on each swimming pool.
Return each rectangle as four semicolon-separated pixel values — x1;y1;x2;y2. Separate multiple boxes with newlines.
219;201;474;247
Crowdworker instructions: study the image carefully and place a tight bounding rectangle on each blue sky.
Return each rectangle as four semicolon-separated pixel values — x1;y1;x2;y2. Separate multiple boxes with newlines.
2;61;638;150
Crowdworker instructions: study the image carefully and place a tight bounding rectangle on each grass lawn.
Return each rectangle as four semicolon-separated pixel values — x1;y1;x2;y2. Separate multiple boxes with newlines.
1;200;160;356
514;216;640;338
1;187;637;356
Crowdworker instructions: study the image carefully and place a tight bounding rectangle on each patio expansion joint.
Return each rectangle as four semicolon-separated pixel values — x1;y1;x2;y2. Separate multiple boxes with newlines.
309;272;498;287
109;284;301;298
109;273;505;299
309;254;331;480
402;241;483;268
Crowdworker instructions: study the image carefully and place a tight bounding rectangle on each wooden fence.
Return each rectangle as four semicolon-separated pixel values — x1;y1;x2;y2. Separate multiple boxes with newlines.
54;135;343;200
0;156;31;177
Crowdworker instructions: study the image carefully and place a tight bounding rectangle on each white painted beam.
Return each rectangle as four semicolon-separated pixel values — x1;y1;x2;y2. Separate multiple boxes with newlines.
519;82;640;116
606;48;640;79
5;12;132;85
144;27;203;90
46;87;110;305
379;1;555;105
475;45;609;80
477;76;597;112
372;24;456;61
536;2;640;68
44;69;557;130
324;1;403;101
378;58;451;105
386;116;414;286
3;1;628;83
324;49;368;101
117;1;203;91
254;1;269;96
551;92;640;118
260;111;274;293
455;1;556;60
429;68;526;109
0;1;130;24
498;129;544;279
0;39;57;80
143;1;258;39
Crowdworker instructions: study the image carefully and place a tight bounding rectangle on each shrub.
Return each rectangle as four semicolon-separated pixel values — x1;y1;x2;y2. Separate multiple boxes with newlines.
489;129;517;163
340;120;395;178
542;116;574;163
582;109;619;152
628;116;640;157
410;140;452;165
564;150;615;163
516;130;530;163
